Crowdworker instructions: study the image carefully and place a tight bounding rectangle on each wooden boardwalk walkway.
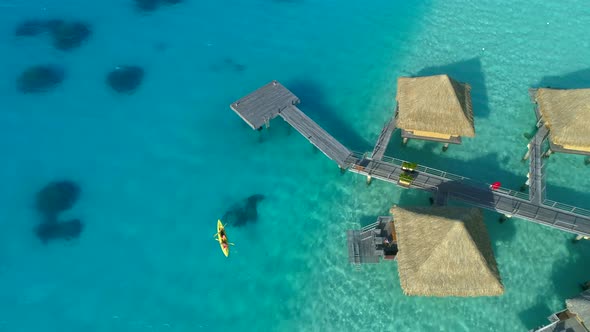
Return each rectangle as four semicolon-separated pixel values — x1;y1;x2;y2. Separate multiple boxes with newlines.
279;106;353;168
347;216;395;265
371;115;398;161
230;81;353;168
230;81;300;130
529;125;548;205
230;81;590;237
346;152;590;236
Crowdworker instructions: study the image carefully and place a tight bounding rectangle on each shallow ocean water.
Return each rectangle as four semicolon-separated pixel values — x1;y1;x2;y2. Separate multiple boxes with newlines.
0;0;589;331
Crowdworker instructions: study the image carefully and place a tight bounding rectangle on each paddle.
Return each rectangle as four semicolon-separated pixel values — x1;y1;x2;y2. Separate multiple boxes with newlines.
214;233;233;246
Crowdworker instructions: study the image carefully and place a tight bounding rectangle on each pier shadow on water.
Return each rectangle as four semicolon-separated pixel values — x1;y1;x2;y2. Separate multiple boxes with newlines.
415;57;490;118
535;67;590;89
286;79;373;152
484;209;517;250
518;301;554;331
358;214;381;228
550;239;590;300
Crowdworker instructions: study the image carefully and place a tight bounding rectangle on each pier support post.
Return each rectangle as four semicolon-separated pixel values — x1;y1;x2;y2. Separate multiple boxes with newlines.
572;235;590;243
542;148;553;158
442;143;449;152
525;172;530;186
366;175;372;185
499;214;512;224
257;127;264;143
522;143;531;161
339;166;346;174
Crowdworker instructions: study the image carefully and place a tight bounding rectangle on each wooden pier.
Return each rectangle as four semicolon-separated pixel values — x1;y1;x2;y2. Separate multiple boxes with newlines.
345;152;590;235
230;81;590;237
528;125;548;205
231;80;353;168
230;81;300;130
279;105;352;168
371;113;398;161
347;216;397;265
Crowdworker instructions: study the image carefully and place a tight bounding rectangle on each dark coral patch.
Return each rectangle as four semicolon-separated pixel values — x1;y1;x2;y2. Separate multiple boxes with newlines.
35;180;80;221
14;19;48;37
35;219;84;244
222;194;265;227
13;19;91;51
161;0;183;5
211;58;247;73
48;21;92;51
134;0;182;12
106;66;144;94
135;0;159;12
17;65;64;94
223;58;246;73
44;19;66;32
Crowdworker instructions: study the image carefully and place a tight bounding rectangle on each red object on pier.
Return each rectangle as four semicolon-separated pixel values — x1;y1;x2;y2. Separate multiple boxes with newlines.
490;182;501;190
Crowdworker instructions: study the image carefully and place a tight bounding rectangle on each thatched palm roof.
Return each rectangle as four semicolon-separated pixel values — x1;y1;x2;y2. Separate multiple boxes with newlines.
396;75;475;137
390;206;503;297
534;88;590;150
566;289;590;324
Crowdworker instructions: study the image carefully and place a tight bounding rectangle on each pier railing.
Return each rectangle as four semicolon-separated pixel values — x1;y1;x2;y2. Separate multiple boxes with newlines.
543;199;590;217
349;151;590;217
351;151;529;198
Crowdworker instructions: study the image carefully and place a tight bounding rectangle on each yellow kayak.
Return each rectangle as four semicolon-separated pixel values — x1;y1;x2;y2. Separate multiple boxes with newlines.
216;220;229;257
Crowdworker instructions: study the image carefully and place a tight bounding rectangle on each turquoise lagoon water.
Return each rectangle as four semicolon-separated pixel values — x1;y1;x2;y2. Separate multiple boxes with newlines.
0;0;590;331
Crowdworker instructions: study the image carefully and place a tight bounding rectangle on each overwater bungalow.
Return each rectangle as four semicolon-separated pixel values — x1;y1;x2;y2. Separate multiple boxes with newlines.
529;88;590;160
396;74;475;151
531;289;590;332
391;206;503;297
346;206;503;297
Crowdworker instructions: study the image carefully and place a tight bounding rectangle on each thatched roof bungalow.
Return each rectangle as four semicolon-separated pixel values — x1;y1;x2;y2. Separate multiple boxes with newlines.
396;75;475;148
531;88;590;156
390;206;503;297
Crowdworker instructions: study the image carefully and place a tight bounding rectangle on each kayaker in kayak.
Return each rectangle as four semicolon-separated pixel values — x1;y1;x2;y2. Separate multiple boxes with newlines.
216;220;233;257
219;229;229;248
